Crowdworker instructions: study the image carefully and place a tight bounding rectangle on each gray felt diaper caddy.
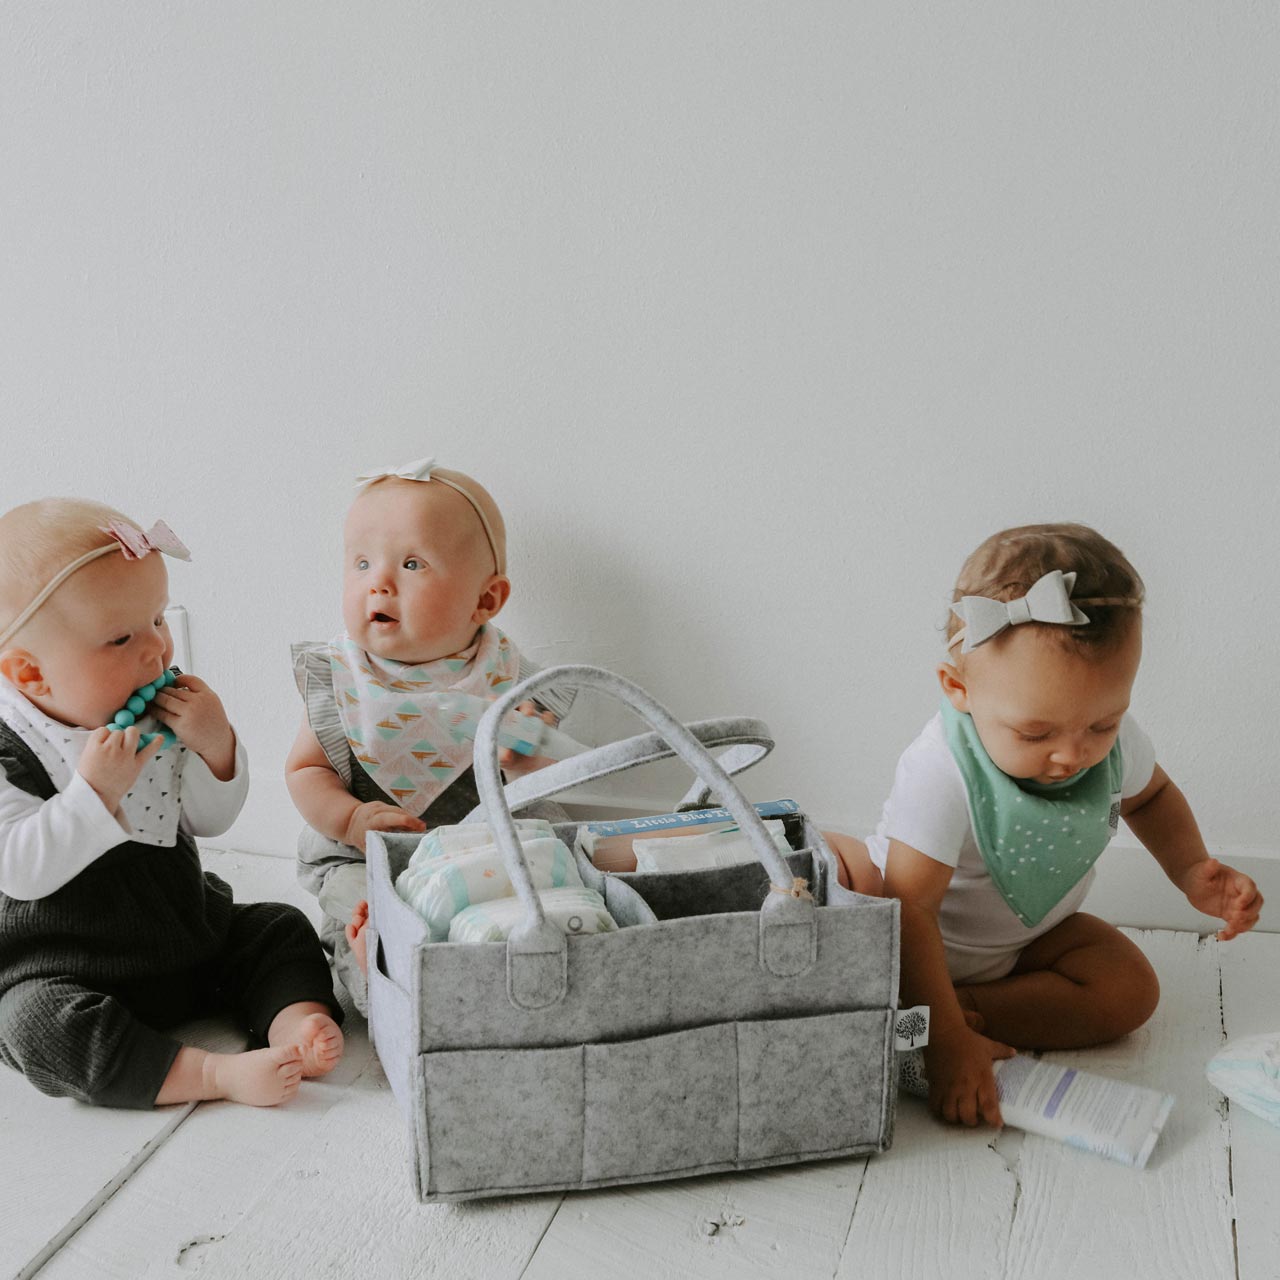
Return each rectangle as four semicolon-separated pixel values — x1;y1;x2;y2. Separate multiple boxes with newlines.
365;666;901;1202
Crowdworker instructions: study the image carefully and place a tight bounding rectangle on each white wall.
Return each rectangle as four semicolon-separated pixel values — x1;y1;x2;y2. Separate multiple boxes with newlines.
2;3;1278;877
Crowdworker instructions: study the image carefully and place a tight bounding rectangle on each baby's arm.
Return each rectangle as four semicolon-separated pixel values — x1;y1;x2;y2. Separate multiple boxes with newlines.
497;701;561;778
885;839;1014;1127
1122;764;1263;940
284;719;424;852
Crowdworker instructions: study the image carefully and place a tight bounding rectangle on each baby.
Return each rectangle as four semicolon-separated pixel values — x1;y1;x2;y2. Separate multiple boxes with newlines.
0;498;343;1109
841;523;1262;1127
286;459;572;1012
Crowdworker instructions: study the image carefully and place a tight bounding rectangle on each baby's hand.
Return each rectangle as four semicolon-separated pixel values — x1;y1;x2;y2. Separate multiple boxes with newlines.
78;726;164;814
152;675;235;772
499;702;559;779
342;801;426;854
924;1026;1016;1127
1179;857;1263;941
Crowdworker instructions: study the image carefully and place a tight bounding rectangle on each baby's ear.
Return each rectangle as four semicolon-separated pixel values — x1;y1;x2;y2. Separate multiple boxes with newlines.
936;662;969;712
473;575;512;624
0;649;49;698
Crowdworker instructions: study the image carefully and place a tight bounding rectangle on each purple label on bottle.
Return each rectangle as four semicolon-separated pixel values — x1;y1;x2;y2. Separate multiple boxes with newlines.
1044;1069;1077;1118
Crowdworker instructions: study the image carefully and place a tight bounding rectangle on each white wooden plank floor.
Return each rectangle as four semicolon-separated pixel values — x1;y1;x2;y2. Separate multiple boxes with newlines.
2;847;1276;1280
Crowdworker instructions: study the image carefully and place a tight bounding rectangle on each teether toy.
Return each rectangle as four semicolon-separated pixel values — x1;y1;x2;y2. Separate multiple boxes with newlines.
434;691;586;761
105;668;180;750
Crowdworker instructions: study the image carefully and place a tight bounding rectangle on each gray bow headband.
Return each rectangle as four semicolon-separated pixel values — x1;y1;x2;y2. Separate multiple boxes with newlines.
948;569;1139;654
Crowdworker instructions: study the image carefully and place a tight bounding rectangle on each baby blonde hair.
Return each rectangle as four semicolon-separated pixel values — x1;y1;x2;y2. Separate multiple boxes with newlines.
0;497;132;643
948;522;1145;656
357;469;508;576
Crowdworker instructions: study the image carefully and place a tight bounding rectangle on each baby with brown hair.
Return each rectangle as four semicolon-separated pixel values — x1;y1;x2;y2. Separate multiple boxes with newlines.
0;498;343;1109
839;522;1262;1127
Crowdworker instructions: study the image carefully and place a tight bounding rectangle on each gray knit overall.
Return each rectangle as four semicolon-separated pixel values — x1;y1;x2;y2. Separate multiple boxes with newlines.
0;722;341;1109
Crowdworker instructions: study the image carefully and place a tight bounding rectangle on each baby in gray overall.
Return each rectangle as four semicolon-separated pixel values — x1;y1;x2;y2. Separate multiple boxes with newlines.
0;498;343;1109
286;459;572;1013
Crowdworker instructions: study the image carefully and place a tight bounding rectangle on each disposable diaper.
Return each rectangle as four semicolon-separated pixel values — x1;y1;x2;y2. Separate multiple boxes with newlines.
632;820;791;873
396;829;582;941
448;886;617;943
407;818;557;865
1207;1033;1280;1128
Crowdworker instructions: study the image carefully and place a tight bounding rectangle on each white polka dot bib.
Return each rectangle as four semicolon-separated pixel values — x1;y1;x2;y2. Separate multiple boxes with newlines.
939;700;1123;927
0;677;186;846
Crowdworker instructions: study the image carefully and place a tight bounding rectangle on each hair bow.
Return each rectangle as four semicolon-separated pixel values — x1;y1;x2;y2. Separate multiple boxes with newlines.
950;569;1089;654
102;519;192;562
355;457;436;486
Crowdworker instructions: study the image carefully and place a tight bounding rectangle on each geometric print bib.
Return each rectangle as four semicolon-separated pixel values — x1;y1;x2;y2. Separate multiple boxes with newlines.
328;623;521;816
939;699;1124;928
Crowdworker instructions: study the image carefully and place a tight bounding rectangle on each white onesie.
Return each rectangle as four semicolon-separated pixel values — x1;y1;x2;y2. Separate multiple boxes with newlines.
865;712;1156;983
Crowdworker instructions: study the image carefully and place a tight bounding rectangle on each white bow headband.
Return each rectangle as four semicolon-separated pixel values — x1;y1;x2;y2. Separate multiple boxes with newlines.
355;457;505;576
948;569;1141;654
0;520;190;649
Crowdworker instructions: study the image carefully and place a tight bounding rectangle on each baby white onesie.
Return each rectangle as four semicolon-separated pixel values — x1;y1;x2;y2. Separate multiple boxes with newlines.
865;712;1156;983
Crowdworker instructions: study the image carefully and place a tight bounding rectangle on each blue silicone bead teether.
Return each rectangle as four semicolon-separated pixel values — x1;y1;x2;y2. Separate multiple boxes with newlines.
105;668;180;751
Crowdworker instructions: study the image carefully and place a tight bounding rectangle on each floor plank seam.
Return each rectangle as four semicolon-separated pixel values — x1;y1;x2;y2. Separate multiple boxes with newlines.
829;1156;871;1280
998;1134;1023;1280
22;1101;199;1280
515;1194;566;1278
1215;947;1243;1280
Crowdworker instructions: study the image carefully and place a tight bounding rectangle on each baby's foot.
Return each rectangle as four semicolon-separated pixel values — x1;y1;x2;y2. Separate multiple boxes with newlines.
207;1045;303;1107
293;1012;345;1078
346;900;370;976
267;1004;345;1078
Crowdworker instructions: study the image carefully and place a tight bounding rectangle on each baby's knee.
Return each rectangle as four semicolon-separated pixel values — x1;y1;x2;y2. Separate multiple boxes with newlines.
0;982;166;1108
1097;946;1161;1040
822;831;884;896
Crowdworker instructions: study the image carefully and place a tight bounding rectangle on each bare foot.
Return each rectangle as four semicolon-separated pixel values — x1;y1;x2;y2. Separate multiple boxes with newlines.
293;1012;344;1077
346;900;370;975
206;1045;303;1107
267;1003;345;1078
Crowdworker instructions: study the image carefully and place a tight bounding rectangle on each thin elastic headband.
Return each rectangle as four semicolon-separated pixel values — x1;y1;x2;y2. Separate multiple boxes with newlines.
354;457;506;575
947;569;1142;654
0;520;190;649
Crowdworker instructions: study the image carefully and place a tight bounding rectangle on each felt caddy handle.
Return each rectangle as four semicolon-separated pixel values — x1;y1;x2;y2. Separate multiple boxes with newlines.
472;665;819;1009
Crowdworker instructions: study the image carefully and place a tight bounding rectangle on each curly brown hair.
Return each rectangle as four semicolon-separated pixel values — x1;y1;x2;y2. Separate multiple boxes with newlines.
947;523;1144;656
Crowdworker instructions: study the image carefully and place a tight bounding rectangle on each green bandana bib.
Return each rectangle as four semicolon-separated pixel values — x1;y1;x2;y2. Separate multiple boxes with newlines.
939;701;1124;927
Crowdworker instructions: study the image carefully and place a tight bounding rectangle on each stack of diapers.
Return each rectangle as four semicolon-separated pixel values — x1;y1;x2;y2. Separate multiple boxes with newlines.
394;818;617;944
632;819;793;873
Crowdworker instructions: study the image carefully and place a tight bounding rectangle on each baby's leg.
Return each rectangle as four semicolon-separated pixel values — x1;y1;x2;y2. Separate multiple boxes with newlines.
822;831;885;896
317;862;371;1012
956;912;1160;1051
0;976;183;1109
216;900;345;1076
156;1044;303;1107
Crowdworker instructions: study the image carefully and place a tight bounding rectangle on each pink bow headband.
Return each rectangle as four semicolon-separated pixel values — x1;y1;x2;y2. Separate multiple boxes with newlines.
0;520;190;648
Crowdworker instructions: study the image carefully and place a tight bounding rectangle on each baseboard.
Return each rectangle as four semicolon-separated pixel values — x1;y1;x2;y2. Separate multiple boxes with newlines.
1081;842;1279;935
